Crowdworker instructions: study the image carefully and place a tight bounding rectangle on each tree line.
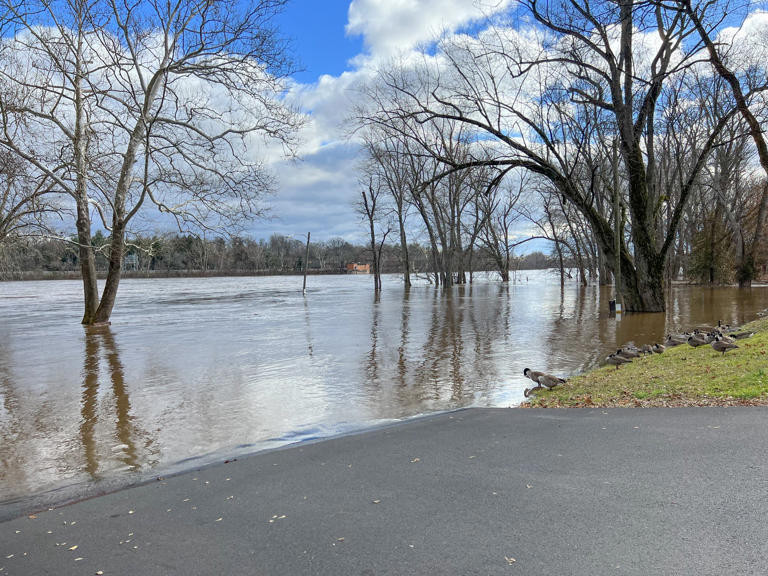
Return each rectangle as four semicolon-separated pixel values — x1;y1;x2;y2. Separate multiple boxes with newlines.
353;0;768;310
0;232;559;280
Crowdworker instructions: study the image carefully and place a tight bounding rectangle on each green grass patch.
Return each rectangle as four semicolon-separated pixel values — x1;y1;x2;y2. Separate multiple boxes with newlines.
525;316;768;407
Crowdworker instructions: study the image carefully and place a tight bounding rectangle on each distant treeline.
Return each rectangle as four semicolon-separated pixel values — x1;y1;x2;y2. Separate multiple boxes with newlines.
0;233;558;280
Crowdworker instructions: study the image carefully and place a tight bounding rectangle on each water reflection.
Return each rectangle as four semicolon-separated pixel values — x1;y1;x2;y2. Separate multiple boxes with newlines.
80;326;146;479
2;274;768;516
0;340;22;493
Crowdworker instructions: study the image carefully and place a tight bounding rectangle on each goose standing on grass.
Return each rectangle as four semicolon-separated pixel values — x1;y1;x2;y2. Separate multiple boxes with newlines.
606;353;632;369
729;330;754;340
617;347;640;359
687;334;708;348
640;344;653;355
652;343;665;354
711;337;739;356
523;368;567;390
665;334;687;347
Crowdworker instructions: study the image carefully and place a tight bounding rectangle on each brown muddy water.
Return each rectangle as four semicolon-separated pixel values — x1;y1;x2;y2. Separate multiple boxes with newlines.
2;272;768;518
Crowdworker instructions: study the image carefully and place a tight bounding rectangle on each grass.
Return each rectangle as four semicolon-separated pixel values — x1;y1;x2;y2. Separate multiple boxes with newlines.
524;316;768;408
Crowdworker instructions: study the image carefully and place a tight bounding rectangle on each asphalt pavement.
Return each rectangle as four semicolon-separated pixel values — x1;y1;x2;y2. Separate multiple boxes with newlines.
2;407;768;575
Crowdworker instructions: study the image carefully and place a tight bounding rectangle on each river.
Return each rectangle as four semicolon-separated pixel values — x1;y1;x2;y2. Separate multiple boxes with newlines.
2;272;768;518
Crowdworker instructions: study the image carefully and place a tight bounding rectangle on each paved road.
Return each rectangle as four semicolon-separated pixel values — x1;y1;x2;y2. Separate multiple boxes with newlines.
2;407;768;575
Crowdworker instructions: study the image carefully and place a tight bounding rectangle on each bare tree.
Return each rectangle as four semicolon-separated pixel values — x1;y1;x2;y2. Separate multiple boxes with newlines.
359;123;415;286
358;173;391;291
365;1;753;311
0;151;62;243
476;172;526;282
675;0;768;286
0;0;301;323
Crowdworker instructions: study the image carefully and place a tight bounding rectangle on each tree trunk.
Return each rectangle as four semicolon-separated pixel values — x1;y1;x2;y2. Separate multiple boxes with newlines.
73;32;99;325
740;182;768;288
76;198;100;325
370;222;380;292
94;224;125;323
621;252;665;312
397;209;411;287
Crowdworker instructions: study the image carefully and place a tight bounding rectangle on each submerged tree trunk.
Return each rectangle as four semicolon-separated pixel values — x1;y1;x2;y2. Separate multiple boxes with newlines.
76;197;99;325
397;209;411;287
94;223;125;323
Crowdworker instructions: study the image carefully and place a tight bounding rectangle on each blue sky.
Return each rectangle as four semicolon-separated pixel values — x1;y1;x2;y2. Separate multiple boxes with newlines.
275;1;363;84
249;0;517;245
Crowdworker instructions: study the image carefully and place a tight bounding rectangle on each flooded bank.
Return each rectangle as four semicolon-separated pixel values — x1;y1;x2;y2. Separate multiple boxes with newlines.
2;272;767;516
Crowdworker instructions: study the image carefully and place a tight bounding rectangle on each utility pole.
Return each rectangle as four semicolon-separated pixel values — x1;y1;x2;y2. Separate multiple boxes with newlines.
302;232;310;294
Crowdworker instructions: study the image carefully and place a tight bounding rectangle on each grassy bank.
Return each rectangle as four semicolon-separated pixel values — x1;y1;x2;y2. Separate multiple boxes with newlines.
524;316;768;407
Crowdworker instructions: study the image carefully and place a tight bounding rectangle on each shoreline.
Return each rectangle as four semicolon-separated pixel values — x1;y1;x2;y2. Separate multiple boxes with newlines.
0;411;450;523
524;314;768;408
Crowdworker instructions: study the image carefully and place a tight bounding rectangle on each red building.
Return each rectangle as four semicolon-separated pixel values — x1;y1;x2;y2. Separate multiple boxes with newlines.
345;263;370;273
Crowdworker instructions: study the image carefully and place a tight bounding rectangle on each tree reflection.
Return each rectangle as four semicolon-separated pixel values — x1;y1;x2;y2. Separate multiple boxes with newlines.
80;325;147;480
366;292;381;387
0;340;22;491
396;287;411;389
365;285;518;417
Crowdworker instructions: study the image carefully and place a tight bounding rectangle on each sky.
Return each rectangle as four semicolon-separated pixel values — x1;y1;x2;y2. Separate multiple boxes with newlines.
242;0;768;249
251;0;514;245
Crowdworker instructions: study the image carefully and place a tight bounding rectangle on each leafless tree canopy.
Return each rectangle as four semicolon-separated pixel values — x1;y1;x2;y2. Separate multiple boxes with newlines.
0;0;302;323
355;0;768;310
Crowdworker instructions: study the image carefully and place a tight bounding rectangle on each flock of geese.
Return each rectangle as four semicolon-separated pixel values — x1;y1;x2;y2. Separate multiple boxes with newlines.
523;322;755;398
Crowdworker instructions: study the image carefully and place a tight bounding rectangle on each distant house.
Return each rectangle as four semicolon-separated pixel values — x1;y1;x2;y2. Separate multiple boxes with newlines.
124;253;139;271
346;263;370;274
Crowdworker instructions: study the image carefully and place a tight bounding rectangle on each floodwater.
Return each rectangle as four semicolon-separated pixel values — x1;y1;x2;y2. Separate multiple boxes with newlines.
2;272;768;517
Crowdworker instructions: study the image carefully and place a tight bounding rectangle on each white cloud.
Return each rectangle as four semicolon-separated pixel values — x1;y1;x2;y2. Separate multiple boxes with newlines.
265;2;517;241
268;2;768;243
346;0;512;60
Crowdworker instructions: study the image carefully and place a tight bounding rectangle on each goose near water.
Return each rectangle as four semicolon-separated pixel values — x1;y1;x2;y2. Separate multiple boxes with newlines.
617;347;640;359
523;368;567;390
711;338;739;356
665;334;687;347
606;353;632;369
729;331;754;340
687;334;708;348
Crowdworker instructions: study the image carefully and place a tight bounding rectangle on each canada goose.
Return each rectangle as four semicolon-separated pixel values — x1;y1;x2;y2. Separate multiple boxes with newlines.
665;334;686;347
687;335;708;347
617;347;640;359
652;343;665;354
729;331;754;340
711;338;738;356
640;344;653;355
523;368;567;389
606;353;632;369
